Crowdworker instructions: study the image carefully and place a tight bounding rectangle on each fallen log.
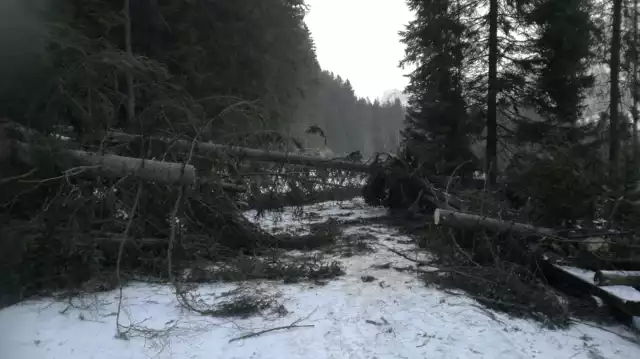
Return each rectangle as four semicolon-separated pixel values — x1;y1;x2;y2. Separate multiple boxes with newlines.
594;270;640;287
12;141;246;193
14;141;197;186
108;131;373;172
433;208;555;236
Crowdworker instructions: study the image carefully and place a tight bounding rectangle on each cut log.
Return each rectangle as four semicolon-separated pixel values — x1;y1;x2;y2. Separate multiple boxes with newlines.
14;141;196;186
108;131;373;172
433;208;555;236
594;270;640;286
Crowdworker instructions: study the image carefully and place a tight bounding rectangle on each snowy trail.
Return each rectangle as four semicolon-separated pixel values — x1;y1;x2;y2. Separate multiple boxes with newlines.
1;198;640;359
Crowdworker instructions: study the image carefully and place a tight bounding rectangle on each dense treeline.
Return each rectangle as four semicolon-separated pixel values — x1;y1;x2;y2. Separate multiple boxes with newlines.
1;0;318;142
0;0;404;159
399;0;640;225
294;71;405;156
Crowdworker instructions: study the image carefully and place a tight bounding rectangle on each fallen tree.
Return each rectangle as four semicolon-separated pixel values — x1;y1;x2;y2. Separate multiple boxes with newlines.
105;130;477;214
12;141;246;192
108;131;373;172
14;141;197;186
0;124;283;307
107;131;476;214
433;208;555;236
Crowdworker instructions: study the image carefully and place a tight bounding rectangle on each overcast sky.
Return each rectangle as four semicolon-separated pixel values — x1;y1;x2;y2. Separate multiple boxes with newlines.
304;0;413;101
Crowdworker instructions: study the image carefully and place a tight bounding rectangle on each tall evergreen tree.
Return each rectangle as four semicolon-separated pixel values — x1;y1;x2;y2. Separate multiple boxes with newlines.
518;0;596;142
400;0;475;177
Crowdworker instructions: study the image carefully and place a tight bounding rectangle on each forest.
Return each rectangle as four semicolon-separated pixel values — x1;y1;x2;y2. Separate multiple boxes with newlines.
1;0;640;335
0;0;405;159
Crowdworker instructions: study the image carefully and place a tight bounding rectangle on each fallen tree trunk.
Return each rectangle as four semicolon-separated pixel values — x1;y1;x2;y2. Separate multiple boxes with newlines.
594;270;640;286
433;208;555;236
14;141;197;185
108;131;373;172
12;141;247;192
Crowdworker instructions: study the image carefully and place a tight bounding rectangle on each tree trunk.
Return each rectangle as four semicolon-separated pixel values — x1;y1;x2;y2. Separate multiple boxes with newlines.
14;141;197;186
594;270;640;286
124;0;135;127
486;0;499;186
633;0;639;166
433;208;555;236
610;0;623;179
108;131;373;172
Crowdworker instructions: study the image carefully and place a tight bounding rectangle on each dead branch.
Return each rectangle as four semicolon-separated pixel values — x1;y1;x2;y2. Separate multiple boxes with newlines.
380;243;434;267
0;168;38;185
228;309;317;343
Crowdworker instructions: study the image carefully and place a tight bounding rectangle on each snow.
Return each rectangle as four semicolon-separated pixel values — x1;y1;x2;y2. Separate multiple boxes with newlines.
557;266;640;302
2;198;640;359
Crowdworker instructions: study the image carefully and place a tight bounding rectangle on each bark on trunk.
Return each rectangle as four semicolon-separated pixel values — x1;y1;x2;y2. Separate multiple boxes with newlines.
108;131;373;173
433;208;555;236
594;270;640;286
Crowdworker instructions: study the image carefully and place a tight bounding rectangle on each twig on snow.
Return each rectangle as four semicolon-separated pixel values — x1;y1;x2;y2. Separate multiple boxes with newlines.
228;308;317;343
380;243;434;267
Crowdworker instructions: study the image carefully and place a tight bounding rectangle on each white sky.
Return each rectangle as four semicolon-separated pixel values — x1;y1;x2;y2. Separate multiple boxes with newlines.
304;0;414;101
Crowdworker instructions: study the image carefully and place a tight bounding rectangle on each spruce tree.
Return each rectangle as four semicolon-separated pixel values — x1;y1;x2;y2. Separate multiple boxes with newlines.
400;0;475;178
518;0;596;143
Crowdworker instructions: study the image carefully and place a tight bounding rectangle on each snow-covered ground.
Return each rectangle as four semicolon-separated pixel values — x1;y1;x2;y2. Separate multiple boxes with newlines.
2;198;640;359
